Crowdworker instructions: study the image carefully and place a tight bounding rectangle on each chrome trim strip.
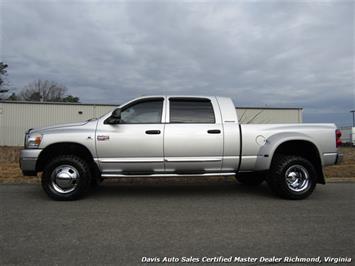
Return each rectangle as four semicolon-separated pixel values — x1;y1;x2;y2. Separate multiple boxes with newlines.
164;157;222;163
241;155;258;159
95;157;229;163
97;158;164;163
323;152;337;157
223;156;239;159
21;157;37;161
102;172;236;178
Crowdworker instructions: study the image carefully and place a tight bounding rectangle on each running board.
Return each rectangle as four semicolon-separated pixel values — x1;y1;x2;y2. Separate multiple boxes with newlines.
101;172;236;179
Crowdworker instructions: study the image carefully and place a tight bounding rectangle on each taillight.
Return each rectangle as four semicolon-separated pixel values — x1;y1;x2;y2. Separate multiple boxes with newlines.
336;129;342;147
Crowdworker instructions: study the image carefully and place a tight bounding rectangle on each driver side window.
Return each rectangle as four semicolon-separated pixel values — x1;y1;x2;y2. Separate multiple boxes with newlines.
120;99;163;124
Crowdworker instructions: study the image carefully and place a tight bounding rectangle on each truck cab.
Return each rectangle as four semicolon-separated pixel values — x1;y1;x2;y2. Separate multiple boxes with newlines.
96;96;240;176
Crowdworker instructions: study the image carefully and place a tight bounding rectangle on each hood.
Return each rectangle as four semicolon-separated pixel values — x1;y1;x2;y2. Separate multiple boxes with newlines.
28;121;90;134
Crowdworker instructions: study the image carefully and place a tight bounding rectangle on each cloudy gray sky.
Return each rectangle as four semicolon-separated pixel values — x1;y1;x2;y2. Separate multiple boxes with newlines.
1;0;354;126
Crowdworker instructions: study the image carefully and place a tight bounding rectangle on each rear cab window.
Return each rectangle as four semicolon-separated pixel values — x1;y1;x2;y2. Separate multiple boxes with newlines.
169;98;216;123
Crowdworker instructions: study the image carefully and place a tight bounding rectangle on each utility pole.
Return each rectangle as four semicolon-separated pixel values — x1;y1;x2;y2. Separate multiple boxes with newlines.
351;110;355;127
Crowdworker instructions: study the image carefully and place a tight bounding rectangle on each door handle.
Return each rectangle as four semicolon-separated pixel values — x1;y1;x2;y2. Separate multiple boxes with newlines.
207;129;221;134
145;130;161;135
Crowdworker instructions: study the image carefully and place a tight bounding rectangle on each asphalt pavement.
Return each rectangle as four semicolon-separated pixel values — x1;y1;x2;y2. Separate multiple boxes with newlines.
0;181;354;265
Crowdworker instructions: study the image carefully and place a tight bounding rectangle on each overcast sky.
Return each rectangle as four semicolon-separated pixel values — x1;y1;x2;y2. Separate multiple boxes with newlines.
1;0;354;126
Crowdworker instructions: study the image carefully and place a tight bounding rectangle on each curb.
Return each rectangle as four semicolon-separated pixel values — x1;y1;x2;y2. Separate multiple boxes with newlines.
326;178;355;183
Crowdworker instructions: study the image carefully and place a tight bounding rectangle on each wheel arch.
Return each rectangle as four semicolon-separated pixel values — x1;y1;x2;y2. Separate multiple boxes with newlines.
270;139;324;184
36;142;100;177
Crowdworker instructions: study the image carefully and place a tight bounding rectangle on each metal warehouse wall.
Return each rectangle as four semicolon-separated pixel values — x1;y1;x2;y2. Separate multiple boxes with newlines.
339;126;354;144
237;108;303;124
0;102;115;146
0;102;303;146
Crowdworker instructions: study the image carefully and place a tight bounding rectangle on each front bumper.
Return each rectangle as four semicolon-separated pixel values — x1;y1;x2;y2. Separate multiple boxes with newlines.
19;149;42;176
335;153;343;165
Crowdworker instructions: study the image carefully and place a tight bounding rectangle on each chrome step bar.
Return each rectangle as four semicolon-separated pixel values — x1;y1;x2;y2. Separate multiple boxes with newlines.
101;172;236;179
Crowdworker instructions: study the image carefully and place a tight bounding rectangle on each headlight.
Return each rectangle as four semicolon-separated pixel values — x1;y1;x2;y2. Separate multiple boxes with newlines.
26;134;43;149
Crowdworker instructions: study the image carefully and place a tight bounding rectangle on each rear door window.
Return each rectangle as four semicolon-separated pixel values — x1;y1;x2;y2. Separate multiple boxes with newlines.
169;98;215;123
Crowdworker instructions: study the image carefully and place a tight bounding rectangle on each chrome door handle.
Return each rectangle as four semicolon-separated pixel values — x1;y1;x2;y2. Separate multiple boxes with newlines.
207;129;221;134
145;130;161;135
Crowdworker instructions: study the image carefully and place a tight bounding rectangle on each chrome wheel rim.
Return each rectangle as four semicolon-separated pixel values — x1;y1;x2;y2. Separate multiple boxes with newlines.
51;165;79;194
285;164;310;192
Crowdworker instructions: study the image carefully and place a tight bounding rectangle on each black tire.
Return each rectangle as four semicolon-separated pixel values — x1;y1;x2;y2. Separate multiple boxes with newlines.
41;155;92;201
267;155;317;200
236;174;264;186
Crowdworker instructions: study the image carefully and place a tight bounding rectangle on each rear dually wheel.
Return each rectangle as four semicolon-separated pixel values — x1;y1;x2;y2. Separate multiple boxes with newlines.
267;155;317;200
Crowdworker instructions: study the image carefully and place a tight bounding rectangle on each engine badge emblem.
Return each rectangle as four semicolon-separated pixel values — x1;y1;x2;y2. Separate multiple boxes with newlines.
97;135;110;141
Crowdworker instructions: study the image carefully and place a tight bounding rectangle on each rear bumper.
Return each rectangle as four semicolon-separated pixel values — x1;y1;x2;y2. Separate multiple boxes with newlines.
323;152;343;166
19;149;42;176
335;153;343;165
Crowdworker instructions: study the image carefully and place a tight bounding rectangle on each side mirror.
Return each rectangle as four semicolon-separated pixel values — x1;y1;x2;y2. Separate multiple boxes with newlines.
104;108;121;124
112;108;121;119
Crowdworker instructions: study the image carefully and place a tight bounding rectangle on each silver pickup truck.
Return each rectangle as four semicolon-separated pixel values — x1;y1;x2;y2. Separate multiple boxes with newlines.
20;96;343;200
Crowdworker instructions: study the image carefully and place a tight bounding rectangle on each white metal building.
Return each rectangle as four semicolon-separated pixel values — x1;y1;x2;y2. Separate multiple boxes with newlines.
0;101;303;146
236;107;303;124
338;126;355;145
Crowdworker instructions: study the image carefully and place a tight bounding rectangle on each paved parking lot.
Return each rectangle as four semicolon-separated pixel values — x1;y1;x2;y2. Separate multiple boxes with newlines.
0;182;354;265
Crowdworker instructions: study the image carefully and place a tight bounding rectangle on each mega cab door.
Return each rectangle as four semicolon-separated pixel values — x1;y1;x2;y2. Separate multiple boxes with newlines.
164;97;223;173
96;97;165;175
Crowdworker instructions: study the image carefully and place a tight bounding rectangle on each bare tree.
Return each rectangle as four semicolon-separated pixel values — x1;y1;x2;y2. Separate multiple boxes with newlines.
0;62;8;89
20;80;69;102
0;62;9;99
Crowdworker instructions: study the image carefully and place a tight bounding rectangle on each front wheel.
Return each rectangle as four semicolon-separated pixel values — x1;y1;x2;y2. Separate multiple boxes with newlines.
42;155;92;200
267;155;317;200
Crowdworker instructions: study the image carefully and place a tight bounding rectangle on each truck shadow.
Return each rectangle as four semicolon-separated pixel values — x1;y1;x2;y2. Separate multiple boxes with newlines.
90;178;274;199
